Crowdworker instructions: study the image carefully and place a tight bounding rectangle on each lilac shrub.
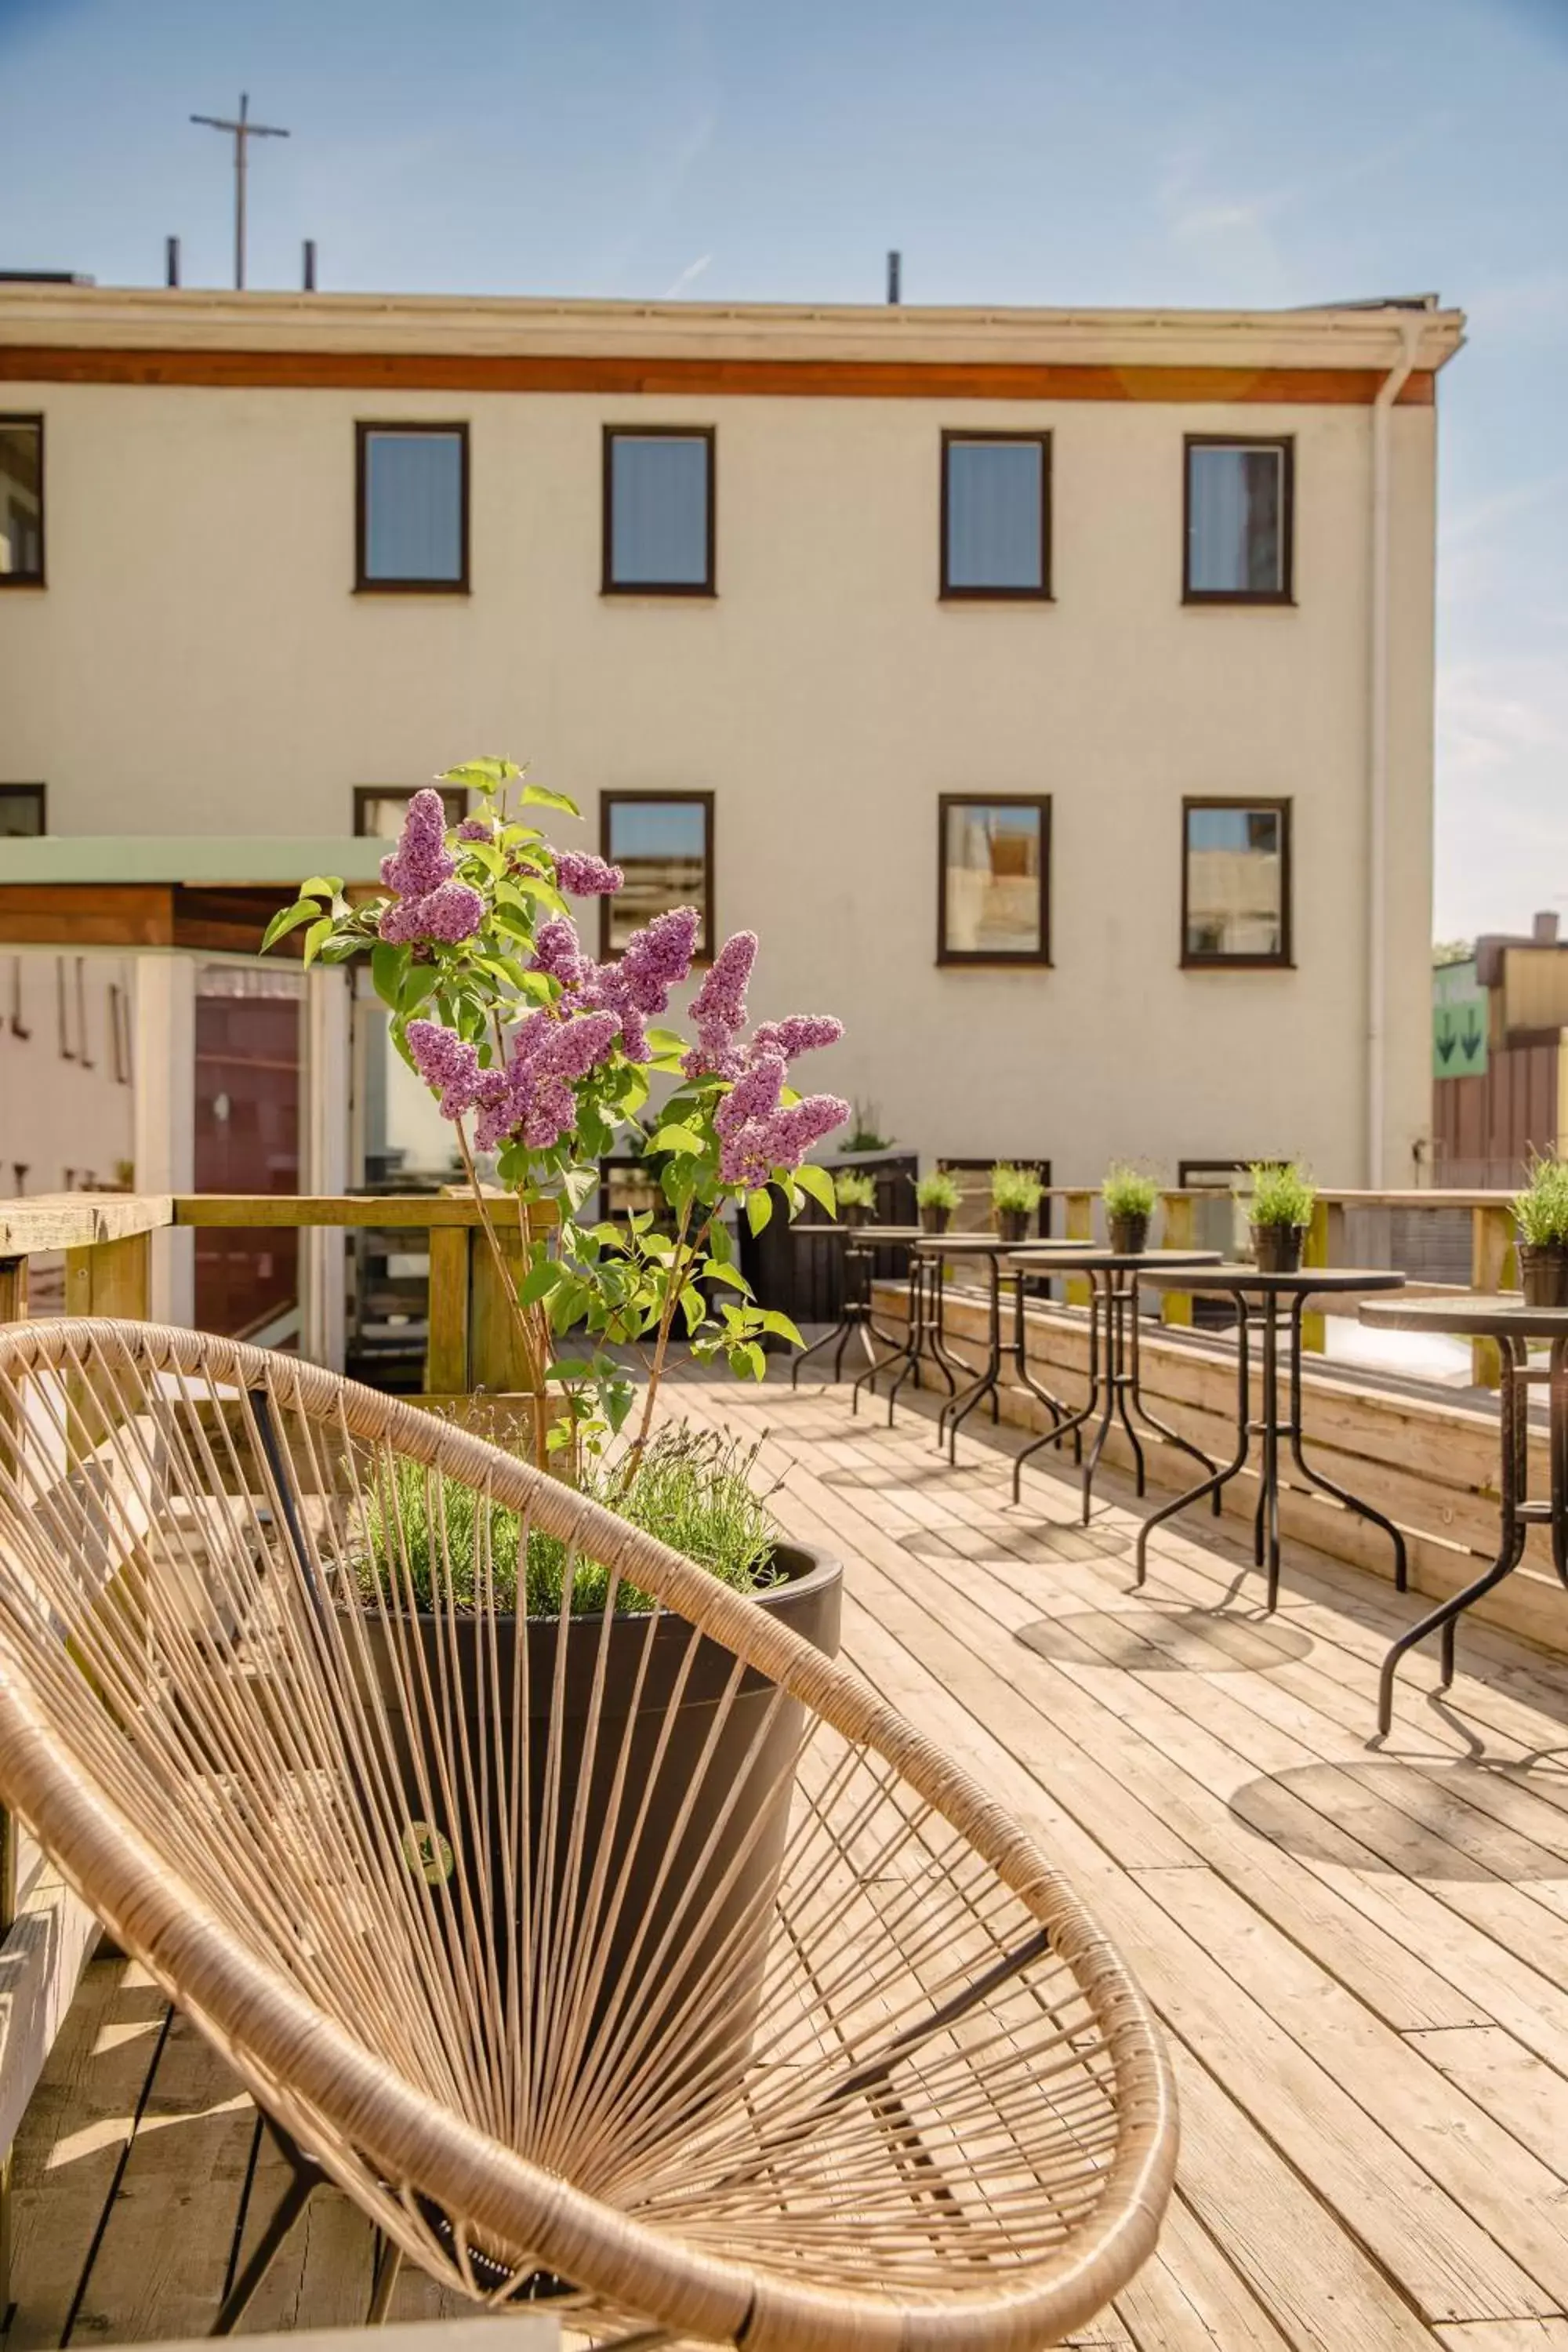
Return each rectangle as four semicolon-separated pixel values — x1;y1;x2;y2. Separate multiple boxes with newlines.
267;760;847;1468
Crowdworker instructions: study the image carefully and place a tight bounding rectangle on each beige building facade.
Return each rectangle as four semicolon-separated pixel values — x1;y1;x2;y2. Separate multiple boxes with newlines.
0;285;1464;1196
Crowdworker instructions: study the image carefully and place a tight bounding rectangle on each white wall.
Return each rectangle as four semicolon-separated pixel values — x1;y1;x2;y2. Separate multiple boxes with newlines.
0;379;1440;1187
0;948;136;1192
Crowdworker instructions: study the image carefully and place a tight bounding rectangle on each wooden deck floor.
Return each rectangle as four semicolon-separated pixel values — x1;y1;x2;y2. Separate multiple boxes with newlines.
12;1364;1568;2350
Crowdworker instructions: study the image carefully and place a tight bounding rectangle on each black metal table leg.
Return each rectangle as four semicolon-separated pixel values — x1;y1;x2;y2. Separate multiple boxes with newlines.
942;1256;1005;1461
1126;1287;1220;1503
1136;1307;1251;1584
1010;1270;1074;1456
1283;1295;1408;1591
1259;1295;1283;1607
1377;1336;1529;1736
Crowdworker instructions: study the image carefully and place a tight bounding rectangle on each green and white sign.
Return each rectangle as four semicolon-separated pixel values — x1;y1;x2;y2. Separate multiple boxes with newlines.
1432;957;1487;1079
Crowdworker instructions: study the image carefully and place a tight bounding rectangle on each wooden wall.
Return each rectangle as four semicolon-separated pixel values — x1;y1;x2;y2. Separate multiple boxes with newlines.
1434;1035;1562;1188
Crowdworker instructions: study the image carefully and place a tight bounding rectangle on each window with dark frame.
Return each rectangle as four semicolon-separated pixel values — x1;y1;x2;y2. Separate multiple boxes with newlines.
354;786;467;840
941;433;1051;599
602;429;715;594
1184;437;1293;603
0;785;45;837
600;793;713;958
355;423;469;592
938;796;1051;964
1181;800;1291;966
0;417;44;585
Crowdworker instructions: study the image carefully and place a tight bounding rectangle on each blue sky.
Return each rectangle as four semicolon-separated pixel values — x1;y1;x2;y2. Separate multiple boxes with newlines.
2;0;1565;940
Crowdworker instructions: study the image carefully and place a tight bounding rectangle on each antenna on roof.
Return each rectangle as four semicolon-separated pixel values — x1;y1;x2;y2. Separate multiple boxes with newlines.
887;250;902;306
190;92;291;291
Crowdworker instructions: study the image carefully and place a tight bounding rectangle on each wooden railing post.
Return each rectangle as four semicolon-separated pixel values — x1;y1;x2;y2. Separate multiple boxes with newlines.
1159;1192;1194;1328
424;1224;473;1397
1064;1189;1094;1309
1300;1196;1331;1356
1471;1203;1517;1390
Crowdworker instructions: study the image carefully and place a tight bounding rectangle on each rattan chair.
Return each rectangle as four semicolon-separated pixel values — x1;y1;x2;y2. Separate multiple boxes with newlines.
0;1319;1175;2350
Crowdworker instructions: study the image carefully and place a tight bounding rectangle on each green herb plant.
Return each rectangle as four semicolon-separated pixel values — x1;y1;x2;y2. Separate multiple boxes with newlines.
916;1169;961;1212
991;1163;1044;1214
1101;1163;1160;1219
834;1171;877;1210
1245;1161;1317;1230
1514;1153;1568;1247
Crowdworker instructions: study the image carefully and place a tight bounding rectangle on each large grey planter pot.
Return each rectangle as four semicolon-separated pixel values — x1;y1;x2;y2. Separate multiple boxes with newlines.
354;1541;842;2122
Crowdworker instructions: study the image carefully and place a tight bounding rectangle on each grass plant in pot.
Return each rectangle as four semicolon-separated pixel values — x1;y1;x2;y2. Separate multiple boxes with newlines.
916;1167;960;1236
270;760;851;2118
1514;1154;1568;1306
1245;1160;1316;1273
1102;1163;1160;1256
991;1162;1044;1245
833;1168;877;1228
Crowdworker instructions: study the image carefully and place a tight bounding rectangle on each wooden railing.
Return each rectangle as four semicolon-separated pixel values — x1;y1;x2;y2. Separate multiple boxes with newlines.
0;1191;554;1399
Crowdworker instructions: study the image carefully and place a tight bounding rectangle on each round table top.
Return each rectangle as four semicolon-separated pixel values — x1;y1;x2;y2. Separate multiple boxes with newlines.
1004;1247;1224;1274
1137;1264;1408;1295
849;1224;926;1245
911;1232;1028;1254
1361;1293;1568;1339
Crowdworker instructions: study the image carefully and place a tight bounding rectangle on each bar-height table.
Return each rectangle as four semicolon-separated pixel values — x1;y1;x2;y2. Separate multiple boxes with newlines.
851;1227;976;1423
788;1221;893;1388
909;1234;1059;1463
1359;1294;1568;1733
1138;1265;1409;1612
1005;1247;1224;1520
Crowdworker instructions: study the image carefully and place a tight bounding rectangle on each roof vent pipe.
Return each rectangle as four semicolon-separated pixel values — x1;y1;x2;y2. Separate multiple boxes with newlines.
887;250;901;305
303;238;317;292
1533;910;1560;946
165;236;180;289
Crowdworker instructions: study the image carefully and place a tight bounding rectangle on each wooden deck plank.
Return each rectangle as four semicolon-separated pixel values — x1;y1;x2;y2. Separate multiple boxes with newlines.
64;2007;258;2344
5;1962;168;2352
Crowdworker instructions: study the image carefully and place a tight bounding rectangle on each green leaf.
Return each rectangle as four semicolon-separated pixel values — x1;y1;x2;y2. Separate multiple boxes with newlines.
397;964;441;1016
793;1162;837;1217
514;874;569;920
758;1308;804;1346
545;1356;595;1382
370;942;405;1007
746;1189;773;1237
301;916;335;967
521;782;582;817
650;1123;704;1157
706;1261;752;1293
644;1028;687;1057
260;901;319;954
442;757;519;793
519;1260;561;1305
299;874;343;902
561;1165;598;1213
681;1287;707;1336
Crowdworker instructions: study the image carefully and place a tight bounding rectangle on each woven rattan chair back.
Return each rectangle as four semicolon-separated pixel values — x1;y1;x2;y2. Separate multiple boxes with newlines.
0;1320;1174;2350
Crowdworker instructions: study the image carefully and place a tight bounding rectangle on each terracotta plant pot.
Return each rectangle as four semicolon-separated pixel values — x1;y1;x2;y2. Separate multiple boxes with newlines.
1250;1221;1305;1273
994;1207;1030;1245
1108;1211;1149;1256
919;1203;952;1236
1518;1240;1568;1308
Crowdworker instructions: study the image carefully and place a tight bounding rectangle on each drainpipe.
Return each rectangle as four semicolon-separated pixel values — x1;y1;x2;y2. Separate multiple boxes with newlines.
1367;314;1425;1188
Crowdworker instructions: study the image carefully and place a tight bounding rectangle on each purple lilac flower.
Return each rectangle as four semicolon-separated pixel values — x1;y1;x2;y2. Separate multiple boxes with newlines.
378;880;485;947
405;1022;484;1120
717;1089;850;1190
750;1014;844;1060
690;931;757;1031
467;1005;623;1153
554;850;625;898
530;916;590;990
379;789;456;897
714;1054;786;1138
616;906;701;1014
456;815;493;841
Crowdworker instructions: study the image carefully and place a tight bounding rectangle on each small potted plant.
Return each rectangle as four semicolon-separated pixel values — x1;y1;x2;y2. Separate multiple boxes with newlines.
834;1169;877;1228
1513;1154;1568;1306
916;1168;960;1236
1244;1160;1316;1272
991;1163;1044;1245
1102;1163;1160;1256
